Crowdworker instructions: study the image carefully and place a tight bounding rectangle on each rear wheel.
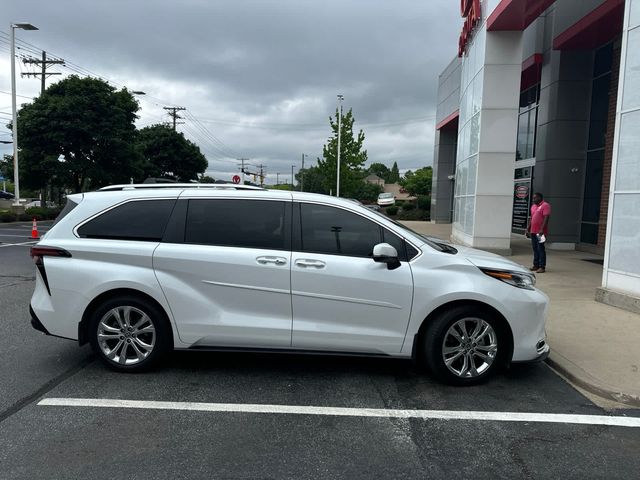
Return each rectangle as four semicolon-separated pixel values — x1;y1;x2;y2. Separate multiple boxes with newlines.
88;296;171;372
422;306;504;385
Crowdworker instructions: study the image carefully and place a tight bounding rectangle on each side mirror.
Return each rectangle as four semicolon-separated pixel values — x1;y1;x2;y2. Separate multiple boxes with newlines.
373;243;401;270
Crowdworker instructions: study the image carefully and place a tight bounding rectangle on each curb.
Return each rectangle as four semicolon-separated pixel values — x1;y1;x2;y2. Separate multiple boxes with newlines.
545;352;640;408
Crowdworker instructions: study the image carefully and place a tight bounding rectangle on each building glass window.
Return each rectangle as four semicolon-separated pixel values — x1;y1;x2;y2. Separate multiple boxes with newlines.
581;42;614;245
516;84;540;161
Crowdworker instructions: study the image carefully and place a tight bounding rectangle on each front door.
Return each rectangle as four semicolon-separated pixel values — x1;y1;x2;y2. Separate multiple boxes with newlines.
153;197;293;347
291;203;414;354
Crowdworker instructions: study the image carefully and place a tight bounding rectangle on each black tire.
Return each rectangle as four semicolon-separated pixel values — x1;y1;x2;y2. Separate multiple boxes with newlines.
422;306;505;386
88;295;172;373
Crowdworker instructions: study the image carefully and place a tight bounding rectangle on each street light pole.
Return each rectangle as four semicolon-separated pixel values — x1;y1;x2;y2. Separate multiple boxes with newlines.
301;153;308;192
291;165;295;188
10;22;38;207
336;94;343;197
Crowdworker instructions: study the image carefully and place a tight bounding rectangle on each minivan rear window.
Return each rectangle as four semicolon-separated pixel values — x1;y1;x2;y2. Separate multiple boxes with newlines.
77;199;176;241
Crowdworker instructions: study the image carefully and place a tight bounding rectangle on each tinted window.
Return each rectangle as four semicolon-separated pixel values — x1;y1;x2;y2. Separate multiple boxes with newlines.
77;199;175;241
382;228;408;262
300;203;382;257
186;199;287;250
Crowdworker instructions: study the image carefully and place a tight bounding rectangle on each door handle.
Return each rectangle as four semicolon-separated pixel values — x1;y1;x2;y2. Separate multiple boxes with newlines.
256;256;287;266
295;259;326;269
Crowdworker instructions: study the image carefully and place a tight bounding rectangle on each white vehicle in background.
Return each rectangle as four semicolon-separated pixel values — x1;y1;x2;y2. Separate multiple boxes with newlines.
377;192;396;206
29;183;549;385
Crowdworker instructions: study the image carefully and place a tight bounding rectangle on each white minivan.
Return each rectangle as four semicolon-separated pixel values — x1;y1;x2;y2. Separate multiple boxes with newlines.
30;184;548;385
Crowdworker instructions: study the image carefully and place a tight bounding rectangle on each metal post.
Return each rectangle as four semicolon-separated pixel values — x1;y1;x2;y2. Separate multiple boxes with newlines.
301;153;305;192
10;25;19;206
291;165;294;187
336;95;343;197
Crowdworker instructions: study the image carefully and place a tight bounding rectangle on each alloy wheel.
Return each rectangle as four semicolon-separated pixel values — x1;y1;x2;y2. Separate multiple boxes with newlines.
97;306;156;366
441;317;498;378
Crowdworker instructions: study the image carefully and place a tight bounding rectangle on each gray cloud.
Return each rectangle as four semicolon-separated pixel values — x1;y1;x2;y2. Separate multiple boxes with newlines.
1;0;461;183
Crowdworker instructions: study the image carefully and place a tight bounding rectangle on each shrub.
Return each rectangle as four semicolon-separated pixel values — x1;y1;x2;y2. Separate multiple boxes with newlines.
395;199;405;207
386;205;398;216
417;195;431;211
18;213;32;222
402;202;416;211
397;209;429;221
25;207;61;220
0;212;17;223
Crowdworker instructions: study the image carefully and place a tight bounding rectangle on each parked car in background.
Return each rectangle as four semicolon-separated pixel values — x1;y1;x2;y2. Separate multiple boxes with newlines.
29;183;548;385
25;200;57;208
377;192;395;206
0;191;15;200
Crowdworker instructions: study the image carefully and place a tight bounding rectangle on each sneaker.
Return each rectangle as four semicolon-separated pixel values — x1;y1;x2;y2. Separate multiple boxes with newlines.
536;268;546;273
529;266;539;271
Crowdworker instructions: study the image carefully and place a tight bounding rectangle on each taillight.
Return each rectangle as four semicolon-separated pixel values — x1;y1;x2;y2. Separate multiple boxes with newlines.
30;246;72;263
30;247;71;296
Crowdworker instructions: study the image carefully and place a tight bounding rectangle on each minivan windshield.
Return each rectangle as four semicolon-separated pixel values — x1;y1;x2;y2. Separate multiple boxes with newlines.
367;209;458;254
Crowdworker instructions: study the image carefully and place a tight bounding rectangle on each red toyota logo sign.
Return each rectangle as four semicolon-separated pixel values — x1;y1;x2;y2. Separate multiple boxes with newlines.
232;175;241;184
515;185;529;199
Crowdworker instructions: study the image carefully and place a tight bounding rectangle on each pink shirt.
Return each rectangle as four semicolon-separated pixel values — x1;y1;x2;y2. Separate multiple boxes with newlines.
530;201;551;235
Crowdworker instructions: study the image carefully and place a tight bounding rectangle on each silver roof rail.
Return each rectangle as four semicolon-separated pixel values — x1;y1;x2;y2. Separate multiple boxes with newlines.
98;183;264;192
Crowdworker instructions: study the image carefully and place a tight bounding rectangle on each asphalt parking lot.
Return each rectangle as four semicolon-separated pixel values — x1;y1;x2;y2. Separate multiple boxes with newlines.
1;221;639;479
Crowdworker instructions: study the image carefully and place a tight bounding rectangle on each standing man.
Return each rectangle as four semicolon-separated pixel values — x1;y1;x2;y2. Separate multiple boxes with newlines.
526;192;551;273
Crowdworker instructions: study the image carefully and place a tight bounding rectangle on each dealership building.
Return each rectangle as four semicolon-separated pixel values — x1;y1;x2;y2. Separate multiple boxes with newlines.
431;0;640;307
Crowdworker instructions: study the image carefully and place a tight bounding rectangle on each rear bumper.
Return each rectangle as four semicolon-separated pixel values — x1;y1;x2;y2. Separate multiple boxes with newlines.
30;305;51;335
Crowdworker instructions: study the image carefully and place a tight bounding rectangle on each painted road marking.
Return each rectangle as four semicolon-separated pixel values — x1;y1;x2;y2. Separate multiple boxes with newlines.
0;233;45;238
0;241;38;248
38;398;640;428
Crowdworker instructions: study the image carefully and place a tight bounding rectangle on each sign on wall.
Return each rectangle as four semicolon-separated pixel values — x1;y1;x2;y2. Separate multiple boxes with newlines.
459;0;481;57
512;167;533;233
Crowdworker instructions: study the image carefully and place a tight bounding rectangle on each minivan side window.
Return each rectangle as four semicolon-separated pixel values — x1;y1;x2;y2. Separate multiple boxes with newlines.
185;199;287;250
300;203;382;258
77;199;176;241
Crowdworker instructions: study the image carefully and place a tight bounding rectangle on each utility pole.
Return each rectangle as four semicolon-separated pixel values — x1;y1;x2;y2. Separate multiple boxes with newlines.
163;106;186;130
258;164;265;187
336;94;343;197
301;153;307;192
276;173;279;185
237;158;249;184
22;51;64;94
291;165;295;188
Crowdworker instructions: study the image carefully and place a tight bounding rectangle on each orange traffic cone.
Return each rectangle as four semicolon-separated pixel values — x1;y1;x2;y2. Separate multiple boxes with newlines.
30;218;39;239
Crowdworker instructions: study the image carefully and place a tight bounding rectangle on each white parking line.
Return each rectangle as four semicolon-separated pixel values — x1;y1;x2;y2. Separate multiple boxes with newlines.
0;241;37;247
0;233;40;238
38;398;640;428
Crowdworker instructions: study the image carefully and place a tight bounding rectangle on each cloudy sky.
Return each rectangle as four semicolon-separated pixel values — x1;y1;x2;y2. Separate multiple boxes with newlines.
1;0;461;184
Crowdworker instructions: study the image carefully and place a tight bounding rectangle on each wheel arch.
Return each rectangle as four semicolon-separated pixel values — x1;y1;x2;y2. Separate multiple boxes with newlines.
79;288;174;346
412;299;514;367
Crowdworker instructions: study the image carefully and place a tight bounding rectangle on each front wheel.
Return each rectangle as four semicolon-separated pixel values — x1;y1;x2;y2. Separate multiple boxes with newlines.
88;296;172;372
422;306;505;385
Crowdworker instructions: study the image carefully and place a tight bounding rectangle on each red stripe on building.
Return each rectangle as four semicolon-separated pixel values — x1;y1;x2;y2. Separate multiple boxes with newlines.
487;0;557;31
436;110;460;131
521;54;543;91
553;0;624;50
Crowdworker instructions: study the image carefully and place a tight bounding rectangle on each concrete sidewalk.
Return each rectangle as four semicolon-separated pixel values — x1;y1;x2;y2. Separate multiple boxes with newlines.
403;221;640;408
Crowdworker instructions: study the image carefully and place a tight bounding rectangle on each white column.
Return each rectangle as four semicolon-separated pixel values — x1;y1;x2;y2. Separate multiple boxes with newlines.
601;0;640;298
452;9;523;252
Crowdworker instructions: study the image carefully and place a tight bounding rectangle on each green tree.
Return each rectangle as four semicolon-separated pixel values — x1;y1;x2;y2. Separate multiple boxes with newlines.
400;166;433;196
296;166;326;194
367;162;390;182
17;75;140;192
135;124;207;181
389;161;400;183
198;174;216;183
317;108;368;197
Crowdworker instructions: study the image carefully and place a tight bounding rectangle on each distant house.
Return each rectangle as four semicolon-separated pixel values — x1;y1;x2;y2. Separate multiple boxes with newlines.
384;183;416;201
365;174;385;187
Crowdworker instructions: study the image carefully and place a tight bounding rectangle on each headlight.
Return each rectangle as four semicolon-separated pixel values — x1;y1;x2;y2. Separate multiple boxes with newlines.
480;268;536;290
